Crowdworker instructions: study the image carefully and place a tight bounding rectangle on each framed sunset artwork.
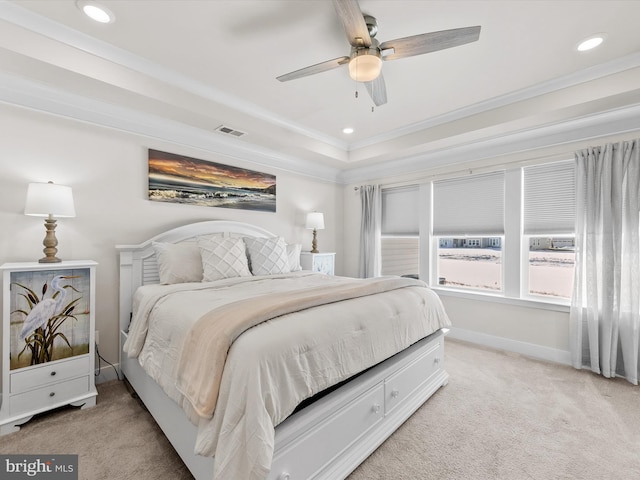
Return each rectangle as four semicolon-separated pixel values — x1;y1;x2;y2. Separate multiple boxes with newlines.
148;149;276;212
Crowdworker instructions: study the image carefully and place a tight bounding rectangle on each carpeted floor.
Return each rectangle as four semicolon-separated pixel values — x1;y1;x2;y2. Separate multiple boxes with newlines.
1;339;639;479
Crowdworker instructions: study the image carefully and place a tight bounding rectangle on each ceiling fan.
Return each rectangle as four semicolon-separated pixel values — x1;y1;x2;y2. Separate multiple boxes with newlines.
277;0;481;106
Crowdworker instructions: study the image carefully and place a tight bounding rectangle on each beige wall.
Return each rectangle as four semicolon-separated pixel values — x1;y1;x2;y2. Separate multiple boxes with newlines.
0;104;342;375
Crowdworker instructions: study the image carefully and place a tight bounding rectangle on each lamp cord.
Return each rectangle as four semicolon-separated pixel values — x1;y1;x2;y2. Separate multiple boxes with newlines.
95;343;122;381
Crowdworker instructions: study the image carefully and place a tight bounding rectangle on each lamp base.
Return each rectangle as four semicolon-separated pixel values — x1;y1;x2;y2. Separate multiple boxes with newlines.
310;228;319;254
38;216;62;263
39;256;62;264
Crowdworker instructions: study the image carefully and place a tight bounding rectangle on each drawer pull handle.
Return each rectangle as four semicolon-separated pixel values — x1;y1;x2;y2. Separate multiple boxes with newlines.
372;403;381;414
50;371;57;376
49;392;55;397
391;389;400;399
278;473;290;480
434;357;441;365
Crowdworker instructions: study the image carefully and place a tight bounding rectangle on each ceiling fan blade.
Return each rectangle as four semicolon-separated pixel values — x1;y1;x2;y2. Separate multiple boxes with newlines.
365;73;387;106
277;56;350;82
380;26;481;61
332;0;371;47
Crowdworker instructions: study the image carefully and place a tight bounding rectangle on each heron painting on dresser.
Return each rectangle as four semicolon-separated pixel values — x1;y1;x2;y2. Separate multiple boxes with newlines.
9;268;91;370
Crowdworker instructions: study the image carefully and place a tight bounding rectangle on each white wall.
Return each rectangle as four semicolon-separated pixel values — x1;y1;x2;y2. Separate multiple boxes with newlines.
0;104;342;377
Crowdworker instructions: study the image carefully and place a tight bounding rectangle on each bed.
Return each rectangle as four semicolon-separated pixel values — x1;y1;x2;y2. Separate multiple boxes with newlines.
117;220;450;480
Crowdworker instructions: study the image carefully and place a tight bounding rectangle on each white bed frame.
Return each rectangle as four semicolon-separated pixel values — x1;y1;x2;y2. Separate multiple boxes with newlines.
117;220;449;480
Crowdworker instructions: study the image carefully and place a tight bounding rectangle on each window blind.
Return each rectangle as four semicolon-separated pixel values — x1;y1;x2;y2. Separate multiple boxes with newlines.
433;171;505;236
381;185;420;235
523;160;576;235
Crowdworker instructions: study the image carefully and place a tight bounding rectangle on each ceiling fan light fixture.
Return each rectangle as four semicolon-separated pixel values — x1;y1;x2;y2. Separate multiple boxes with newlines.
348;49;382;82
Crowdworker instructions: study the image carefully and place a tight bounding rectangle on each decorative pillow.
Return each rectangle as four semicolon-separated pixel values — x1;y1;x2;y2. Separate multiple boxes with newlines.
197;237;251;281
244;236;290;276
152;242;203;284
286;243;302;272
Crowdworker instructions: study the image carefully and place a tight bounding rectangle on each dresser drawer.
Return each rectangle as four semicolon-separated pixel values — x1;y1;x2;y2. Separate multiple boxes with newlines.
384;339;443;415
270;383;384;480
9;376;90;417
10;356;90;394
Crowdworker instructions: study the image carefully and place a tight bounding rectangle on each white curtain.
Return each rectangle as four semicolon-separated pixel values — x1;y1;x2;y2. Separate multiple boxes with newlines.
359;185;381;278
570;139;640;384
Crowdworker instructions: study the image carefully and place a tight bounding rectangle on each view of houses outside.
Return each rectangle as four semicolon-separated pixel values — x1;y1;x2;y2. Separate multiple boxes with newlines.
438;237;575;298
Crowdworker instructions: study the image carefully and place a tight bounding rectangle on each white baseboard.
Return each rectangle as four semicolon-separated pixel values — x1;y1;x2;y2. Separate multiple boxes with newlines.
447;327;571;366
94;363;121;384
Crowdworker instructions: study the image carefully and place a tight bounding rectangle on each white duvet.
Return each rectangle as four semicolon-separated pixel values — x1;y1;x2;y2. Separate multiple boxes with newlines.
123;272;450;480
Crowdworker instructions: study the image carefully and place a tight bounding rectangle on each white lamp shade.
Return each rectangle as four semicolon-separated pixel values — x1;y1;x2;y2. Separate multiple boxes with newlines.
306;212;325;230
24;182;76;218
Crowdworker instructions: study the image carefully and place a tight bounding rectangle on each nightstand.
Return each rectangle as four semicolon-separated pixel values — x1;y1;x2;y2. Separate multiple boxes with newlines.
300;252;335;275
0;261;97;435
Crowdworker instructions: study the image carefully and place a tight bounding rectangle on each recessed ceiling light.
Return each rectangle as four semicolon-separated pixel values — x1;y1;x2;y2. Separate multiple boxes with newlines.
577;34;605;52
77;1;115;24
342;127;354;134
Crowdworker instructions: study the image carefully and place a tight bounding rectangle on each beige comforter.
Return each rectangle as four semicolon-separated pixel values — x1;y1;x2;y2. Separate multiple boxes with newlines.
123;272;450;480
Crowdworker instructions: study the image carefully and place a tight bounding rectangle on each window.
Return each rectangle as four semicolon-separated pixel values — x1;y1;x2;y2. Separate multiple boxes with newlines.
377;160;577;304
523;160;576;300
433;172;505;292
381;186;420;278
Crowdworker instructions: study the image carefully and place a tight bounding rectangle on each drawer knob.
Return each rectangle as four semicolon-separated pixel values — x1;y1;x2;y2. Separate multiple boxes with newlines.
434;357;441;365
278;473;290;480
372;403;381;414
49;392;55;397
50;371;57;376
391;389;400;399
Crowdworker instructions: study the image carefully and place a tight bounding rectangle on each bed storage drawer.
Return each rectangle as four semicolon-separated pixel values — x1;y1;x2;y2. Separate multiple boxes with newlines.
270;383;385;480
384;339;443;415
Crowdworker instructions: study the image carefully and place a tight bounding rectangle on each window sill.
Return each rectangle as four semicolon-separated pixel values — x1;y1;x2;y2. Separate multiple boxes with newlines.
430;286;570;313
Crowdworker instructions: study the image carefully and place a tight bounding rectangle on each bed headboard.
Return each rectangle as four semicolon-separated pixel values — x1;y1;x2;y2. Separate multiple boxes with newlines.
116;220;275;335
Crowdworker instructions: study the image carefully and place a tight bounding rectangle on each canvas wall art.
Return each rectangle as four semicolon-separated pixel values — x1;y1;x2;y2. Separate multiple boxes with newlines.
148;149;276;212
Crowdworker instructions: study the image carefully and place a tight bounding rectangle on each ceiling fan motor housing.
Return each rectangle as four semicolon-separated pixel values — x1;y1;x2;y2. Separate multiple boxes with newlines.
364;14;378;38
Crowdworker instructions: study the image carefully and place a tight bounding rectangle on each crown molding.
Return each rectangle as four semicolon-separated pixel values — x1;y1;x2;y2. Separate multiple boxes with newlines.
339;102;640;184
0;71;342;183
347;52;640;153
3;68;640;187
5;1;640;162
0;1;348;152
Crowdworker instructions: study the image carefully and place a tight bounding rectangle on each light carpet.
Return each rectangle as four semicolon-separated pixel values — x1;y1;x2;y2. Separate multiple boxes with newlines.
1;339;639;479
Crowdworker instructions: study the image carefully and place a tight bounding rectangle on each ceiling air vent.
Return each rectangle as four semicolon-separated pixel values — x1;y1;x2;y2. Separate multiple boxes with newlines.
215;125;247;137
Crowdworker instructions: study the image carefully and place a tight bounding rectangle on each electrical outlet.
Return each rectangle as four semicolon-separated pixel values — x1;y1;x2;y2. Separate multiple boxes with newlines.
95;330;99;346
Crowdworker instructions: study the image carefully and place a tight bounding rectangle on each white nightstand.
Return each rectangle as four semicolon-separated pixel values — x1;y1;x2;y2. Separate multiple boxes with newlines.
0;261;98;435
300;252;335;275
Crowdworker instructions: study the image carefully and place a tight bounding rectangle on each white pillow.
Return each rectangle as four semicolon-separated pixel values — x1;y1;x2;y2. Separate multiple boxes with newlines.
244;236;290;276
286;243;302;272
152;242;203;284
198;237;251;282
